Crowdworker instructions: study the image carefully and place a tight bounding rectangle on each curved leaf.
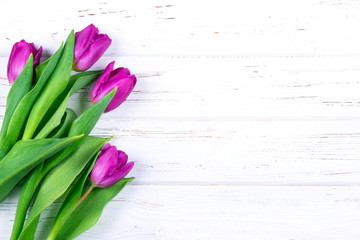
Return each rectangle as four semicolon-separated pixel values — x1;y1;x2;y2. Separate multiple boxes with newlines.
69;87;116;137
34;71;102;139
0;45;63;159
47;152;99;239
40;88;116;176
12;88;117;239
56;178;134;240
19;136;109;240
16;88;116;239
10;163;43;240
0;54;33;159
69;70;103;95
48;109;77;138
10;107;76;240
0;135;83;202
23;31;74;139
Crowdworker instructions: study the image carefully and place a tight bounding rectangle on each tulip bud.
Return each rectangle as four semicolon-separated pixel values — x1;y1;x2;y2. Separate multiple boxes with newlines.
90;143;134;188
7;40;42;85
73;24;112;72
90;61;137;112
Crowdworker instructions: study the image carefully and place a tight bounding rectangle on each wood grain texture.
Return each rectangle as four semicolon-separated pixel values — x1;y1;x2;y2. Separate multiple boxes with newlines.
1;0;360;56
2;185;360;240
1;0;360;239
2;56;360;119
104;118;360;184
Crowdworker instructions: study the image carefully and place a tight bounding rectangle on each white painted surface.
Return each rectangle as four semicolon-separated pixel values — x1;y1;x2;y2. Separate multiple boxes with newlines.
1;0;360;239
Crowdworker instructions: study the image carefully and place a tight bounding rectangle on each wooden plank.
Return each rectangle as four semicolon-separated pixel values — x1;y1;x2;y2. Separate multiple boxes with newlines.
1;117;360;184
1;185;360;239
58;118;360;184
96;118;360;184
3;56;360;118
1;0;360;56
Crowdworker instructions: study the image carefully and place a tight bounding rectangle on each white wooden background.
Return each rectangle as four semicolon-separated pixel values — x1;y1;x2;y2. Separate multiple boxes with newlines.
1;0;360;239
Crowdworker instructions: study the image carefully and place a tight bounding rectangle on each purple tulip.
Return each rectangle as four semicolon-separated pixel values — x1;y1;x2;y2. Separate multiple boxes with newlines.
90;143;134;188
73;24;112;72
7;40;42;85
90;61;137;112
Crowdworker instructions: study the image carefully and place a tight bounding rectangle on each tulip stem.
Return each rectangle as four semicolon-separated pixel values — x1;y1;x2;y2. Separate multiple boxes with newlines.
73;185;95;211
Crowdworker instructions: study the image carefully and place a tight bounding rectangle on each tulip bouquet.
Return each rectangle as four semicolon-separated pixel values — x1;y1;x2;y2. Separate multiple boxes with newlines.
0;24;137;240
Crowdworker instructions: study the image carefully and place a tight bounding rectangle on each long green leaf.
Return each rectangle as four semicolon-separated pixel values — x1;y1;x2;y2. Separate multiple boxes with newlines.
19;136;109;240
36;70;102;132
68;70;103;95
0;135;83;202
10;89;116;239
69;87;117;136
15;89;116;239
0;54;33;153
48;109;77;138
23;30;74;139
0;45;63;159
34;59;49;83
9;107;76;240
34;71;102;139
55;178;134;240
40;88;117;176
47;152;99;239
9;163;43;240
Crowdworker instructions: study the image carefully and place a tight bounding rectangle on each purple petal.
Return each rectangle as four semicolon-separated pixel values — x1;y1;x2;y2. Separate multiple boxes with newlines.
98;143;112;158
33;46;43;68
90;146;118;186
74;33;111;71
98;162;134;188
90;61;115;102
102;143;112;151
104;75;137;112
91;78;119;104
90;63;137;112
74;24;99;63
109;67;131;79
7;40;33;84
117;150;128;168
29;43;37;53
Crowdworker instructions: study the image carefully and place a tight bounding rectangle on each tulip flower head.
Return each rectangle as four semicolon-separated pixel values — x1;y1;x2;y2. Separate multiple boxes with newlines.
7;40;42;85
90;143;134;188
90;61;137;112
73;24;112;72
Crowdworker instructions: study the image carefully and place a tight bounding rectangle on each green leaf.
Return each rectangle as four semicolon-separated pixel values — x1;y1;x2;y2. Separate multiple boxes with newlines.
10;107;76;240
69;87;117;137
47;152;99;239
10;163;43;240
55;178;134;240
19;136;109;240
0;54;33;154
38;70;102;125
48;109;77;138
34;71;102;139
0;45;63;160
40;88;117;176
0;135;83;202
68;70;103;95
34;59;49;83
22;30;75;139
15;88;115;239
11;88;117;239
